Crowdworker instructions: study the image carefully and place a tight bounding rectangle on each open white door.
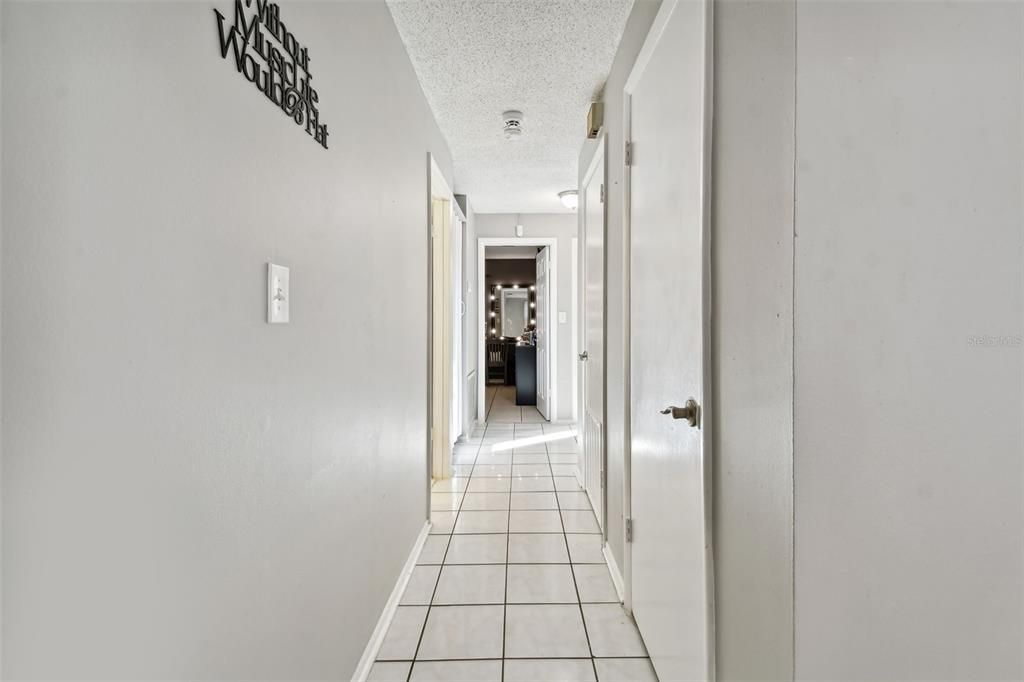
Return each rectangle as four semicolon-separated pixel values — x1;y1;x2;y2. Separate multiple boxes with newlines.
535;246;551;420
581;138;606;526
626;1;713;680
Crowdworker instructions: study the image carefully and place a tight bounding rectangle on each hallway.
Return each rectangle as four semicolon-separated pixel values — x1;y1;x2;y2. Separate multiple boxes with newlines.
369;421;655;681
485;386;546;424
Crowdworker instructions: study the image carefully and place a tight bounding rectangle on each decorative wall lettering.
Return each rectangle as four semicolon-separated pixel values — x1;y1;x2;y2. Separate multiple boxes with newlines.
214;0;329;149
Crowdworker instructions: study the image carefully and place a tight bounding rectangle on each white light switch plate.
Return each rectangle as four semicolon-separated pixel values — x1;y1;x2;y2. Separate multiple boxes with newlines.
558;311;568;324
267;263;289;324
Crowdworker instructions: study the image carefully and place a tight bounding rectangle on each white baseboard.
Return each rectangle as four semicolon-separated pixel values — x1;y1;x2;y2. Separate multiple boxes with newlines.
603;542;626;604
352;521;431;682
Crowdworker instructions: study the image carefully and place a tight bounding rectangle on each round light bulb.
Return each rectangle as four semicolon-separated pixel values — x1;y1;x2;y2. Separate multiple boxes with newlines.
491;328;497;335
530;302;536;308
496;284;503;290
530;318;536;325
490;311;496;317
513;284;519;289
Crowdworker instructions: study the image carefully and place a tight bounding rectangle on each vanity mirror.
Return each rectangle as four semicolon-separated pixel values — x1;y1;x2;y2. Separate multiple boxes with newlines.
500;289;530;338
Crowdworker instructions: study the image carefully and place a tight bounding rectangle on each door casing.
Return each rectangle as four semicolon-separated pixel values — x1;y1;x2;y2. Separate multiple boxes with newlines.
580;132;608;532
476;237;559;424
427;155;458;490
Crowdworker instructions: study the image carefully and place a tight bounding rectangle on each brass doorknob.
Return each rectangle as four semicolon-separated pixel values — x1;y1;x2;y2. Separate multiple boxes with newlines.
660;398;700;427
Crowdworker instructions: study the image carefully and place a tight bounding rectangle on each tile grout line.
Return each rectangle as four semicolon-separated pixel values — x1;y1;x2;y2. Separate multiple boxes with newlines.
402;426;484;681
547;435;601;678
502;417;511;682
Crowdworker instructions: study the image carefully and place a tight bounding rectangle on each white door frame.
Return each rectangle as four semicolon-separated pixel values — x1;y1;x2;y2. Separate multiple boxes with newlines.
580;131;608;532
476;236;559;423
621;0;715;669
571;235;579;426
451;206;466;447
427;154;457;492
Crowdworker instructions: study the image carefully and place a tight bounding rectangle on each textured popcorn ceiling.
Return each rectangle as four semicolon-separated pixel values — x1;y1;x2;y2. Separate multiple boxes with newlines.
387;0;634;213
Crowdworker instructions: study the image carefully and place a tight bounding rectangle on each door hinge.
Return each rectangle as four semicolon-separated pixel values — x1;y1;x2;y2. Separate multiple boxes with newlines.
625;517;633;543
624;141;633;167
599;183;605;203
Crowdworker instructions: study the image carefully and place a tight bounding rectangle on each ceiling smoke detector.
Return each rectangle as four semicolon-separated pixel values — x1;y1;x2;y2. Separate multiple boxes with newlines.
502;110;524;139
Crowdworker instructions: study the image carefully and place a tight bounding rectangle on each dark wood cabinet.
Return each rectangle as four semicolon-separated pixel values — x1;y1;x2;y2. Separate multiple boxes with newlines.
514;345;537;406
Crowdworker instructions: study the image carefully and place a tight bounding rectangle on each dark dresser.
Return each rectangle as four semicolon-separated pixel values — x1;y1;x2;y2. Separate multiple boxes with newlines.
514;345;537;406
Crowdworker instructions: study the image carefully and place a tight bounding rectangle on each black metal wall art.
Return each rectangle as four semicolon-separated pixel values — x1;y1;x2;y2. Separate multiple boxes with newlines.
214;0;330;149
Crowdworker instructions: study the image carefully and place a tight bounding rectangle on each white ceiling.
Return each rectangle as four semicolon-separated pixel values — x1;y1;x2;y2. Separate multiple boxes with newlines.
387;0;634;214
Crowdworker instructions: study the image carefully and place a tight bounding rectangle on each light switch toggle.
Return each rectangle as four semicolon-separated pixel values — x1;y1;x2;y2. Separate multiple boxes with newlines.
267;263;290;324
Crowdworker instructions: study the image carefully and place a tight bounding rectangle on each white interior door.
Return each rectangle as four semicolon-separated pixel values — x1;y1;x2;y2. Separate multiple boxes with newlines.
581;140;606;526
627;1;713;680
431;194;452;480
535;247;551;420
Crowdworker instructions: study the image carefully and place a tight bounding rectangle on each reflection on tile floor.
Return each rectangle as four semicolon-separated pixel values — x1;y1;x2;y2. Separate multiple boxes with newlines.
485;385;547;423
370;421;658;682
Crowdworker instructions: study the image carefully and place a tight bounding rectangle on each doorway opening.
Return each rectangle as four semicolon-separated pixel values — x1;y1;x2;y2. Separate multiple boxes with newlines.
482;246;545;423
428;155;462;484
477;237;558;425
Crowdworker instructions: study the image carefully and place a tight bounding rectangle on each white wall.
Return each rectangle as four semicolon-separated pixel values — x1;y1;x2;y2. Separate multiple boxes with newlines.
577;0;662;585
1;2;452;679
475;213;576;422
711;1;795;678
590;1;1022;679
793;2;1023;678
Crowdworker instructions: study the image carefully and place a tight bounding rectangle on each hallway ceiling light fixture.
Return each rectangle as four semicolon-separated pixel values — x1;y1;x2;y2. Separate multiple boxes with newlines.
502;110;524;140
558;190;579;211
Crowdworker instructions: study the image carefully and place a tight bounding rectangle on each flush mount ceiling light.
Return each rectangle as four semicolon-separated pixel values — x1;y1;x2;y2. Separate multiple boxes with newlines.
502;110;524;140
558;190;579;211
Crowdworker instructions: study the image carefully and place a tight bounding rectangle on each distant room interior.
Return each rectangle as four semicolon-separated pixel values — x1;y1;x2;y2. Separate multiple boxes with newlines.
483;246;545;422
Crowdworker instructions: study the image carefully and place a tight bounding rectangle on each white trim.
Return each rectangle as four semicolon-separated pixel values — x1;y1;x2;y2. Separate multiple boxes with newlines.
352;521;432;682
622;85;635;613
476;237;559;423
571;235;579;424
603;541;626;604
580;131;608;537
428;155;457;488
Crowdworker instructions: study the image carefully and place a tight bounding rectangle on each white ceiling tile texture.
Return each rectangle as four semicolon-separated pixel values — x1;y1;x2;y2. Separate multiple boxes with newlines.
387;0;633;213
